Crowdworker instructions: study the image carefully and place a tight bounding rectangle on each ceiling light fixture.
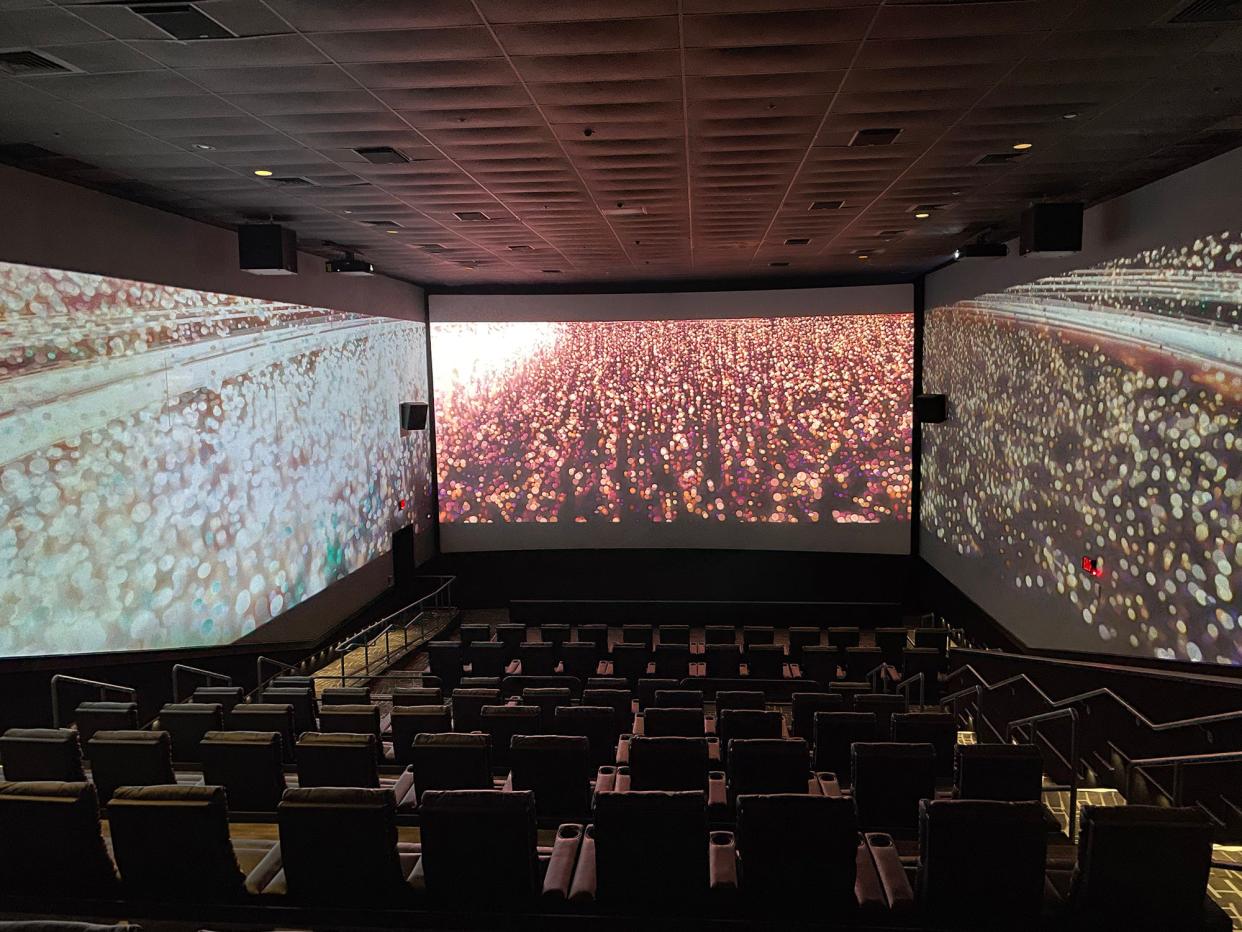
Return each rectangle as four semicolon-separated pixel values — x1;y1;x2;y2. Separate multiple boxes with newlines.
857;254;869;260
385;229;399;234
914;211;931;219
1062;112;1079;120
253;169;273;176
192;143;214;150
1013;142;1033;150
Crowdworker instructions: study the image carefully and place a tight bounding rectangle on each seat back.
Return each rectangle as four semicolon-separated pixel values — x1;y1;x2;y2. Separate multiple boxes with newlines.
745;644;785;679
189;687;244;716
459;624;492;650
468;642;508;678
912;627;949;660
658;625;690;645
728;738;810;799
320;686;371;706
459;676;501;690
108;785;244;900
427;641;466;691
852;742;936;836
451;688;502;733
200;731;287;812
317;704;382;758
418;790;539;906
509;735;591;819
791;692;844;740
853;693;908;738
892;712;957;779
593;790;708;907
610;643;651;685
653;644;691;678
392;686;444;707
554;706;619;769
954;743;1045;802
644;707;705;738
277;787;406;900
539;624;571;650
843;646;882;681
735;793;858;913
873;627;908;666
390;705;452;766
811;711;876;784
496;624;527;660
575;624;609;653
715;690;766;714
581;688;632;728
717;709;783;762
636;677;679;710
621;624;653;651
158;703;224;763
901;648;942;702
501;674;582;700
73;702;139;748
408;733;492;801
0;728;85;782
787;628;821;664
828;681;871;707
704;644;741;677
741;626;775;648
704;625;736;646
86;730;176;804
1071;805;1216;927
257;687;316;736
561;642;600;680
518;642;557;677
653;688;704;709
628;736;709;791
521;687;573;730
479;705;541;771
0;781;117;897
269;675;313;689
295;733;380;789
798;646;838;685
917;799;1048;925
826;626;860;651
228;703;296;763
585;676;628;691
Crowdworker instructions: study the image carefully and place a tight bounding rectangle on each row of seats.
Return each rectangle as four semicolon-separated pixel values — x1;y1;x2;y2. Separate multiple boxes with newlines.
0;778;1225;928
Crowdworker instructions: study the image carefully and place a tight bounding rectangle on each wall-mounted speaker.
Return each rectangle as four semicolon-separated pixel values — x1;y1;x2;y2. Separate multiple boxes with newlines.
400;402;428;431
238;224;298;275
1019;203;1083;256
915;394;947;424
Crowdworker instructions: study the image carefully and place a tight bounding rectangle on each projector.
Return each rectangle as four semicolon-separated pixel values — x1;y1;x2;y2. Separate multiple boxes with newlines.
953;243;1008;260
325;256;374;275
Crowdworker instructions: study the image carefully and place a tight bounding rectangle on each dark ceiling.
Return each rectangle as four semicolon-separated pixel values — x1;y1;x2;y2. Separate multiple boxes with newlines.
1;0;1240;288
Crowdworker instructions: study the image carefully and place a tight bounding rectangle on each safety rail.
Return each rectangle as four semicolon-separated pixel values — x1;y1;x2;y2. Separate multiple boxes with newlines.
1125;748;1242;834
255;655;298;688
50;675;138;729
941;683;985;732
897;672;926;707
1008;706;1081;839
170;664;231;703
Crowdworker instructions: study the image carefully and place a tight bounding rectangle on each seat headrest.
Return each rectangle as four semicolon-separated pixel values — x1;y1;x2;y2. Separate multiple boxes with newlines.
853;741;936;761
594;788;705;818
922;797;1047;826
111;783;226;805
522;687;572;699
319;703;379;714
1;728;77;743
201;730;281;747
297;732;376;749
0;780;96;802
481;704;540;719
280;786;393;809
420;789;535;815
511;734;589;753
451;688;502;700
729;737;807;759
161;702;222;714
74;702;138;713
412;732;488;749
230;703;294;715
736;792;856;830
88;729;169;746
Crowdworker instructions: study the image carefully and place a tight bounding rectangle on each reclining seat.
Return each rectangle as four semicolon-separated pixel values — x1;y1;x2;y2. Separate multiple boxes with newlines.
653;644;691;679
745;644;785;679
575;624;609;654
392;686;444;707
716;710;783;764
628;736;713;793
317;704;384;761
408;733;493;803
787;628;821;666
496;624;526;661
643;707;706;738
955;743;1045;802
296;733;380;789
715;691;765;714
704;625;737;646
653;689;704;710
704;644;742;678
199;731;287;813
812;711;876;787
258;687;316;737
158;702;224;764
519;642;558;677
727;738;817;803
390;704;452;767
891;712;957;781
572;790;732;912
657;625;690;646
469;641;508;678
427;641;466;693
108;785;279;899
853;694;908;739
479;705;541;772
508;735;592;822
191;686;244;716
581;688;632;731
539;624;571;651
451;687;502;733
320;686;371;705
555;706;620;769
917;799;1048;930
851;742;936;839
522;687;573;731
86;730;176;804
276;787;416;902
0;782;118;899
0;728;85;782
791;692;844;741
798;646;840;686
1059;805;1228;931
561;642;601;681
228;703;296;763
73;702;139;748
610;643;651;686
459;623;492;651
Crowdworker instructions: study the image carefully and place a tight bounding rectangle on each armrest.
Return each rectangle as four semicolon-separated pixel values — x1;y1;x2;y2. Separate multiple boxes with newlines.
788;662;802;678
854;839;886;914
631;713;644;735
707;770;727;808
707;737;721;763
392;766;417;809
865;833;914;913
708;831;737;890
568;826;597;904
244;842;283;895
501;772;514;791
807;775;823;796
614;766;631;792
616;734;631;765
542;824;584;902
815;771;842;797
595;765;616;794
704;713;716;735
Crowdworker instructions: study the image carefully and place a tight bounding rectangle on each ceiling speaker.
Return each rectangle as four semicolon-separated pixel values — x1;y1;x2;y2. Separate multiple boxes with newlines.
238;224;297;275
915;394;947;424
1020;203;1083;256
400;402;428;431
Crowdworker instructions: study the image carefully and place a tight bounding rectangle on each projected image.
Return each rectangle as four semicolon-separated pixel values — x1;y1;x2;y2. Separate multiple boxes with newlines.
921;233;1242;665
0;261;430;657
432;314;913;551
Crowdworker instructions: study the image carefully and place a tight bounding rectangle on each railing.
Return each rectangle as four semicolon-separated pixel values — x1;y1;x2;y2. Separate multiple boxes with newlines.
1008;707;1081;839
256;655;298;688
50;675;137;728
867;662;890;692
941;683;985;732
170;664;231;703
897;672;926;707
1125;748;1242;839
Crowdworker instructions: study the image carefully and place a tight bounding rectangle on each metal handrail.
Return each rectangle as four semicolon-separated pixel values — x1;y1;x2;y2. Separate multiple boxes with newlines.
170;664;231;703
50;674;137;728
1008;706;1081;839
897;672;926;707
866;661;893;692
941;683;985;732
1125;749;1242;809
256;655;297;688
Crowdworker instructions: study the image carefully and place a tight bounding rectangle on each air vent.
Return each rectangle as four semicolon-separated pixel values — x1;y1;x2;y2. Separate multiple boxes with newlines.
353;146;409;164
507;244;534;251
878;230;908;237
911;204;945;213
418;243;446;253
268;176;316;186
0;49;80;76
1168;0;1242;23
784;237;811;246
850;128;902;147
130;4;235;40
454;211;491;222
363;220;401;227
601;205;647;217
975;152;1025;165
809;200;844;210
769;261;790;268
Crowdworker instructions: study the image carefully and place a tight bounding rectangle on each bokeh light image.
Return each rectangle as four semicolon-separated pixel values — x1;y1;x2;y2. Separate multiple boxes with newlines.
922;233;1242;665
432;314;913;551
0;261;430;657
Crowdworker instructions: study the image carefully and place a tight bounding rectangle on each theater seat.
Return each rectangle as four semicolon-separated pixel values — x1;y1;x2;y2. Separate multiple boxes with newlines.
296;733;381;790
621;625;654;651
658;625;690;646
199;731;287;813
853;694;908;738
704;644;742;678
787;628;821;665
955;742;1045;802
519;642;557;677
427;641;466;692
408;733;493;802
628;736;714;794
257;687;316;736
744;645;785;679
392;686;444;707
717;710;783;763
727;738;816;802
741;626;775;648
317;704;383;760
571;790;733;911
575;624;609;654
892;712;957;780
611;644;652;686
390;705;452;767
228;703;296;763
108;785;280;900
653;645;691;678
851;742;936;837
73;702;139;748
643;707;705;738
581;688;632;730
540;624;571;650
715;691;765;714
798;646;839;685
451;687;502;733
917;799;1048;929
561;642;601;681
276;787;416;902
479;705;541;771
0;728;85;782
653;689;704;709
497;624;526;661
0;782;118;898
85;730;175;804
522;687;573;730
469;642;508;678
555;706;620;769
508;735;592;821
704;625;736;646
791;692;844;740
156;703;224;764
635;678;679;710
190;686;244;716
321;686;370;706
459;623;492;650
812;711;876;786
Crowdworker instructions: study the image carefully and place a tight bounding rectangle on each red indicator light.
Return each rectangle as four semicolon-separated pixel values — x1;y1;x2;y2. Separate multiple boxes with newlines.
1081;556;1104;578
398;499;407;510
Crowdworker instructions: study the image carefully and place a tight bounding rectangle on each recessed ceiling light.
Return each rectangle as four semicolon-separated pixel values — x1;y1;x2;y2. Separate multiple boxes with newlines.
1062;112;1079;120
253;169;273;176
914;211;931;219
1013;142;1033;150
857;254;869;260
342;209;352;214
192;143;214;150
385;229;399;234
784;237;811;246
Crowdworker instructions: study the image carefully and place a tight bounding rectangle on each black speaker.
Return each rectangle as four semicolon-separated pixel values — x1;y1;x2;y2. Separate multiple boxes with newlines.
1019;203;1083;256
238;224;298;275
400;402;428;431
915;394;947;424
